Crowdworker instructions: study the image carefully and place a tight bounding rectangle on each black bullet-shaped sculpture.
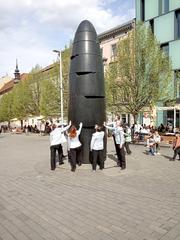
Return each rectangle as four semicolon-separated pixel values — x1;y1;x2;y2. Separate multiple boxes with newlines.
68;20;106;164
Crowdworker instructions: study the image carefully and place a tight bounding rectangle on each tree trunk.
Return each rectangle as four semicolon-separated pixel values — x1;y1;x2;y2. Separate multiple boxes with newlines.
133;114;138;124
20;120;23;129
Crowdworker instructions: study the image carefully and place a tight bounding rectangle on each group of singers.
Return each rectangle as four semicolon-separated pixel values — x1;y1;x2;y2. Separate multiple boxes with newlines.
49;116;129;172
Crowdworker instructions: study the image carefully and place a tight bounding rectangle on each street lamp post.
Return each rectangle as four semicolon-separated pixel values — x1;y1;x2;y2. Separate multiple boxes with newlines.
53;50;64;124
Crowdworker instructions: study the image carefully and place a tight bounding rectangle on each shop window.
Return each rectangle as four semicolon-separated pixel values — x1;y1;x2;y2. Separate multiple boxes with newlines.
121;114;126;124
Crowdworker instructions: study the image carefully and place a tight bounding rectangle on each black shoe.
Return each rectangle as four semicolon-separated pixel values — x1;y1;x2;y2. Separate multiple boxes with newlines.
169;158;175;161
51;168;55;171
77;162;82;166
121;166;126;170
59;162;64;165
71;167;76;172
62;155;67;159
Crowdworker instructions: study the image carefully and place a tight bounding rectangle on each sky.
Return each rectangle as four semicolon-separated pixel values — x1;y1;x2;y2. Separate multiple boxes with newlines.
0;0;135;77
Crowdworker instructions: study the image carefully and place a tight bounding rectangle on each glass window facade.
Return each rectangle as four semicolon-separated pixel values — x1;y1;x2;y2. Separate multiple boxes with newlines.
161;43;169;55
175;10;180;39
149;19;154;33
175;70;180;98
159;0;169;15
141;0;145;21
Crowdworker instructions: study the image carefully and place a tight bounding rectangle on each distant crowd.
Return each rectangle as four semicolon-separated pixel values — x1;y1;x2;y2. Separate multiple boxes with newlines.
1;118;180;169
48;115;180;172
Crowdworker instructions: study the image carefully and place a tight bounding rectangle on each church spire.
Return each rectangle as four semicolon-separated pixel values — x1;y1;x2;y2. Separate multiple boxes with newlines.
14;59;20;84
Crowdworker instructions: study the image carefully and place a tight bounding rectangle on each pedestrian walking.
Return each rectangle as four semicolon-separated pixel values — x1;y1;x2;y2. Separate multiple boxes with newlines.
170;132;180;161
90;124;105;171
68;122;83;172
50;121;71;170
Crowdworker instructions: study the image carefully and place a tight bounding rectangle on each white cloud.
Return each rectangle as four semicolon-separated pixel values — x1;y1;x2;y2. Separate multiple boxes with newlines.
0;0;134;76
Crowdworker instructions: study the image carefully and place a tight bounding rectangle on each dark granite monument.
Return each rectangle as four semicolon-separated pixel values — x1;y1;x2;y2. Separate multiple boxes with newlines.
68;20;106;164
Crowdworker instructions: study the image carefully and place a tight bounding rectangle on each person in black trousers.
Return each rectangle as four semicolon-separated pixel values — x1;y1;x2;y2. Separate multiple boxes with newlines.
49;121;71;170
67;122;83;172
104;121;126;170
90;125;105;171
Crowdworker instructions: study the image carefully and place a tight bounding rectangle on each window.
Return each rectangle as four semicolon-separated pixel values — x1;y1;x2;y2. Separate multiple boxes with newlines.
175;70;180;98
163;0;169;13
159;0;169;15
149;19;154;33
121;114;126;124
160;43;169;56
111;44;117;57
141;0;145;21
175;10;180;39
100;47;103;57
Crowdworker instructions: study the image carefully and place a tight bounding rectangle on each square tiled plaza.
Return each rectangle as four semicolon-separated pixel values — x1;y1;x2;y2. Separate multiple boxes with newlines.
0;133;180;240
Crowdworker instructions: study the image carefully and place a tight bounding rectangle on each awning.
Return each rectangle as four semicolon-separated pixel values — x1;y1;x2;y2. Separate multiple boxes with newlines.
156;105;180;111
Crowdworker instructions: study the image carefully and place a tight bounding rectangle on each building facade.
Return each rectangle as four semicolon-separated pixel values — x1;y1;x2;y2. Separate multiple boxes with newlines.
98;19;135;123
136;0;180;128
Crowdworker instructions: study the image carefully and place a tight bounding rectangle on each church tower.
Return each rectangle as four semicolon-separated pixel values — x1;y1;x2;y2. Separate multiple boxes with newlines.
14;59;20;84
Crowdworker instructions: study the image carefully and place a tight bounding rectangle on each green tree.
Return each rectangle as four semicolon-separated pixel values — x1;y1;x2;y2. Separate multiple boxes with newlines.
27;70;42;116
12;79;35;120
40;79;60;118
0;46;71;123
0;92;14;122
105;23;172;122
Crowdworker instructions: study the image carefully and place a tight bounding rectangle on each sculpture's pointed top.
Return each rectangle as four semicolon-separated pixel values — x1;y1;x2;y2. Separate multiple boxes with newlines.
77;20;96;32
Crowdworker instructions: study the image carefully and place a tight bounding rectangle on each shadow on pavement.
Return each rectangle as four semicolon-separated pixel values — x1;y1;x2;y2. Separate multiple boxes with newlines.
162;154;173;160
107;154;117;162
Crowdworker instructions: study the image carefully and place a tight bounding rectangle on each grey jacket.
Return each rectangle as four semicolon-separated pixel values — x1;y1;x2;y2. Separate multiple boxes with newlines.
106;125;125;145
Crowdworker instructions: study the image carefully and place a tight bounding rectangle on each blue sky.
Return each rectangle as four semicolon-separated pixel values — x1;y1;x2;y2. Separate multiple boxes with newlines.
0;0;135;77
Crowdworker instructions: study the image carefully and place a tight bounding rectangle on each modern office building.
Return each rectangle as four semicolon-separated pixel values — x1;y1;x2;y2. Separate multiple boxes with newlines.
136;0;180;128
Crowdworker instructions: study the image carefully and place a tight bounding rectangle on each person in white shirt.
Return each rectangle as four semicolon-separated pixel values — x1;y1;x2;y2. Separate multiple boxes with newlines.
50;121;71;170
107;115;121;166
90;125;105;171
124;123;132;155
153;130;161;155
68;122;83;172
104;121;126;170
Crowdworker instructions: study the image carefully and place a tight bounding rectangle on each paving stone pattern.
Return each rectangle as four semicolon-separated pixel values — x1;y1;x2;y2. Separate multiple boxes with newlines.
0;133;180;240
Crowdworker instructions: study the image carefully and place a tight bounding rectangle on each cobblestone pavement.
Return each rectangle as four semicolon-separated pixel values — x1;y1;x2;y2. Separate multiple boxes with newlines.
0;133;180;240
